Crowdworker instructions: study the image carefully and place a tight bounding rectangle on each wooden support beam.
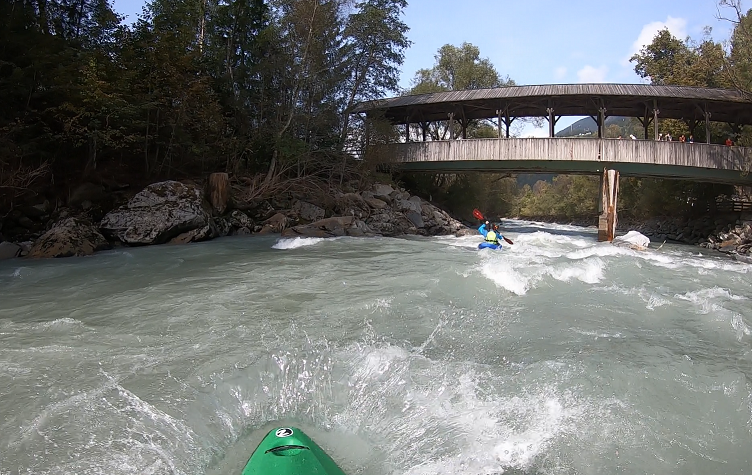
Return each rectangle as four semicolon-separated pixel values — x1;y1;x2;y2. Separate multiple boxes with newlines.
420;122;429;141
705;110;711;144
598;107;607;138
639;104;653;139
504;111;515;138
547;107;555;137
459;106;469;139
653;100;660;140
598;169;619;242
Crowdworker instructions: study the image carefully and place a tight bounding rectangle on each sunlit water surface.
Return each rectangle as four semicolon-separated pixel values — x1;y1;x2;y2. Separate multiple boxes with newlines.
1;220;751;475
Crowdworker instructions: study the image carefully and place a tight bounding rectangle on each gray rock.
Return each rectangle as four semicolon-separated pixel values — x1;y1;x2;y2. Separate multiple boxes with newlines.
170;225;211;244
282;216;360;238
258;212;288;234
397;199;422;214
405;210;424;228
100;181;209;245
292;200;325;222
455;228;478;237
0;242;21;260
364;197;388;209
372;184;394;198
212;217;233;237
28;218;110;258
229;210;253;229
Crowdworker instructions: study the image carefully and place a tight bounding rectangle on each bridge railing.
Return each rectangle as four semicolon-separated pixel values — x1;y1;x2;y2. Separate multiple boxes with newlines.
601;139;751;171
377;137;752;174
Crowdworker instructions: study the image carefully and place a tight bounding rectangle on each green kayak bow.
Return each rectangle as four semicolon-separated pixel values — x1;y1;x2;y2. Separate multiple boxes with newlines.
241;427;347;475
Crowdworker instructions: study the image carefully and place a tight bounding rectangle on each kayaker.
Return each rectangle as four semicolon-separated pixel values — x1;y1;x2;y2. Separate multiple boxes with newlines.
478;221;502;246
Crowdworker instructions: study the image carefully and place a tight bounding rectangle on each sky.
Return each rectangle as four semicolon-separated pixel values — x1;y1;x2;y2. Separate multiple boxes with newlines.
111;0;743;135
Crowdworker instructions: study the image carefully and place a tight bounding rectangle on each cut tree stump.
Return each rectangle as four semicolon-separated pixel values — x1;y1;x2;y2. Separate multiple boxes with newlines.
207;172;229;214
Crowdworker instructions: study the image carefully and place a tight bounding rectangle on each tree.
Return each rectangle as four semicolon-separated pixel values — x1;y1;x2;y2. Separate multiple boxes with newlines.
408;43;514;140
339;0;410;149
630;27;735;143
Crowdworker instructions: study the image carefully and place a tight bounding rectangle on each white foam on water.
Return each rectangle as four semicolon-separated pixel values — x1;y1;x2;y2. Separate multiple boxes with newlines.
566;244;633;259
480;261;535;295
640;250;751;274
675;287;747;315
675;287;751;341
479;248;605;294
272;236;333;249
546;257;605;284
31;317;86;331
325;340;601;475
594;284;673;311
573;329;625;339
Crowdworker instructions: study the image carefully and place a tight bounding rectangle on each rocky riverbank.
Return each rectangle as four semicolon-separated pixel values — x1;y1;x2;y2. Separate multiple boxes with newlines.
1;178;751;261
624;215;752;262
0;180;470;259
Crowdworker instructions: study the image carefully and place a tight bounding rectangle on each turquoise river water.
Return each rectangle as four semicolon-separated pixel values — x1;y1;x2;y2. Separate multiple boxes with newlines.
1;220;751;474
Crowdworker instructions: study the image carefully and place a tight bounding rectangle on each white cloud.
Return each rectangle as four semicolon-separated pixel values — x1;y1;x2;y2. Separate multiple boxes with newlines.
554;67;567;81
577;65;608;83
625;16;688;64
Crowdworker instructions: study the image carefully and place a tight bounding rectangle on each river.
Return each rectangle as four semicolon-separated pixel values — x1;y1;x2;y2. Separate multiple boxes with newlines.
1;220;751;475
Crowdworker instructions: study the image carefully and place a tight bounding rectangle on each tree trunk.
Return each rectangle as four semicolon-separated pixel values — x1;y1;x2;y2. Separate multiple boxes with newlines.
207;172;230;215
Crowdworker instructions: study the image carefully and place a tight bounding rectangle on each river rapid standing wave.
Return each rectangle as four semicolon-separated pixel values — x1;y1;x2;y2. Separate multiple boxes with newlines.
1;220;751;475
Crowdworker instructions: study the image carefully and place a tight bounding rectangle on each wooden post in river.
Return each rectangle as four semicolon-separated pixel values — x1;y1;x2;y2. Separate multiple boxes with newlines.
207;172;229;215
598;169;619;242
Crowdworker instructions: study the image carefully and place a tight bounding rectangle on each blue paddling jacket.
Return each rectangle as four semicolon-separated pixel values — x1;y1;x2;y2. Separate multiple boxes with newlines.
478;223;504;244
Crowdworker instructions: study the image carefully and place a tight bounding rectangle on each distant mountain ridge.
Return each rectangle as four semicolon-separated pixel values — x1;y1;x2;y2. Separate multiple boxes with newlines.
556;116;632;137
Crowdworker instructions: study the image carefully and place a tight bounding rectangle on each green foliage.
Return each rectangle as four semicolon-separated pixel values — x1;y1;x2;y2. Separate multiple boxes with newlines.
619;178;733;219
630;29;728;88
515;175;599;219
0;0;410;204
407;43;515;140
402;172;518;221
629;12;750;144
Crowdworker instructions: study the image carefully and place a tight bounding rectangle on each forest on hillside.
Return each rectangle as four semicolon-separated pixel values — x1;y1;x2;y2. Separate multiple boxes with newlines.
2;0;752;225
1;0;409;212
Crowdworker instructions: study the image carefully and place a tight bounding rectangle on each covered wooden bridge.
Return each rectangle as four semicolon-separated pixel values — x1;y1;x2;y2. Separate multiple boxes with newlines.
351;84;752;241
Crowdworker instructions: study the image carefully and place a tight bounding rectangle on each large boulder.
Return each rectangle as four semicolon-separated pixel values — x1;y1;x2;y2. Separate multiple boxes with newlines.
27;218;110;258
99;181;210;245
0;241;21;260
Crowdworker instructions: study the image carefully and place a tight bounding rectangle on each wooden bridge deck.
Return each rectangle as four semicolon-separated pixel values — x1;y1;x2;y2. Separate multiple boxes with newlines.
376;138;752;184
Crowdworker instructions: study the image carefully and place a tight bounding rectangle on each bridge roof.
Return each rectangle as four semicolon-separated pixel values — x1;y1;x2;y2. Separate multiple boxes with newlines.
352;84;752;125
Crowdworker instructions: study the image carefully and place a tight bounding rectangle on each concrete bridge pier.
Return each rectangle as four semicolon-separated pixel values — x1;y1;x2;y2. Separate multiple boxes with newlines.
598;169;619;242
